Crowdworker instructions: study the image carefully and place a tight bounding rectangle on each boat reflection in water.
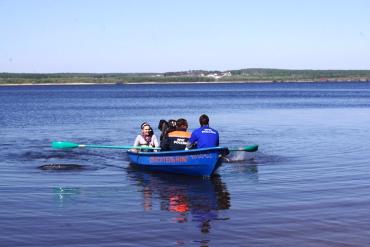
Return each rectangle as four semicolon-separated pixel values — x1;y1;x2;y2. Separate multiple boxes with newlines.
127;168;231;233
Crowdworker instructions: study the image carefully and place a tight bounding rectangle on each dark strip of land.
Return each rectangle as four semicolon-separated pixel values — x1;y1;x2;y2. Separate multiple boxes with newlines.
1;68;370;85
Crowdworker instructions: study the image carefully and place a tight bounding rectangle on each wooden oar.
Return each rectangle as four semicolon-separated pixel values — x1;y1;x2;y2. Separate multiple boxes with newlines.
51;141;160;150
228;144;258;152
52;141;258;152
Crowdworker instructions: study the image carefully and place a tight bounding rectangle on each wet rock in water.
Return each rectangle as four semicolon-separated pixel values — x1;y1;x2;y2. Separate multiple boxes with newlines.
39;164;86;171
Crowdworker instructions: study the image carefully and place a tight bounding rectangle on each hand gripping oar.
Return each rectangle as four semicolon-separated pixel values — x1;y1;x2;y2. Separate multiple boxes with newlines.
228;144;258;152
51;141;160;150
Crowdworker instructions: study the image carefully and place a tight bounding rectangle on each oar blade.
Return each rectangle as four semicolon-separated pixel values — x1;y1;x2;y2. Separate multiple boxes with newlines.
229;144;258;152
52;141;79;149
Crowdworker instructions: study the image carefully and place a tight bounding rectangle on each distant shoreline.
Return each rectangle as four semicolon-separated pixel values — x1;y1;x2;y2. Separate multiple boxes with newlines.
1;69;370;86
1;79;369;86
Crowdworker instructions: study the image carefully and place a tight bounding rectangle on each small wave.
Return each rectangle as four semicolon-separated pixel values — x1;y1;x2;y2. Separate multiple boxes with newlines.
16;150;81;161
223;151;292;166
38;163;88;171
224;152;256;163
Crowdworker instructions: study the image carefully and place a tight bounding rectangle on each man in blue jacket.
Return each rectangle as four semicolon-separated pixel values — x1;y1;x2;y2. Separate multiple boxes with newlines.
186;114;219;149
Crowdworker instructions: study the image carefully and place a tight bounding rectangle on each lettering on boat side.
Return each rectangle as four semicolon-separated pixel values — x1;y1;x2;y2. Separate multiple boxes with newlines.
189;154;213;159
149;154;213;164
150;156;188;163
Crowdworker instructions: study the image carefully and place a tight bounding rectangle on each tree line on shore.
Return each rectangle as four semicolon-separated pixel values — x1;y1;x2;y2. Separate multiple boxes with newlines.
1;69;370;85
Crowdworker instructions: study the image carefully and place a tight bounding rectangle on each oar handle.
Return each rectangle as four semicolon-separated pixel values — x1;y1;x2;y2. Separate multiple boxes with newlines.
51;141;160;150
83;144;160;150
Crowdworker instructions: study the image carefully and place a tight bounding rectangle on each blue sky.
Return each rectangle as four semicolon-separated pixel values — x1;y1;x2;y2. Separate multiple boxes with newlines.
1;0;370;73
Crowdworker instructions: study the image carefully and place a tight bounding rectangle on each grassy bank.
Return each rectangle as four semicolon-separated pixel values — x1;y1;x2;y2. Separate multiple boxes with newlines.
1;69;370;85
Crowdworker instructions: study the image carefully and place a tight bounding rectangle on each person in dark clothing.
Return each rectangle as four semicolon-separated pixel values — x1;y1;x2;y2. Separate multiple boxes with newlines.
186;114;219;149
158;119;177;142
160;118;191;151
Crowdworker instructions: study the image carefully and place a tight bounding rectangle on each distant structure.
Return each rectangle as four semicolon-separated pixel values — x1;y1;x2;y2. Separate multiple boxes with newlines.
203;71;232;80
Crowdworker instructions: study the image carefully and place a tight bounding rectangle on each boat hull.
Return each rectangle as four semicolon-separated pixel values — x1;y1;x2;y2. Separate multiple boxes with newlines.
127;147;229;176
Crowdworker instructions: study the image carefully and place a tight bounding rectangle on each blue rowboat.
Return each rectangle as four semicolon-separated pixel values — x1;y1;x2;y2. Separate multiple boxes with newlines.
127;147;230;176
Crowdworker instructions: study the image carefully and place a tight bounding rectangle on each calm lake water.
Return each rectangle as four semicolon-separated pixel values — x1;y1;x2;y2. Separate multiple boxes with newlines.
1;82;370;246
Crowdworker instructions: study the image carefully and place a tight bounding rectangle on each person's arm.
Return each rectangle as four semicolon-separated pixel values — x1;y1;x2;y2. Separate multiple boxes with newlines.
185;142;193;150
152;135;159;148
130;135;142;152
186;131;197;150
216;131;220;146
160;135;169;151
133;135;140;146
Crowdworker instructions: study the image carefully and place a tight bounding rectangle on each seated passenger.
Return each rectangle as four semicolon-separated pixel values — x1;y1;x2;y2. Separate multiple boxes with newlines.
186;114;219;149
133;122;159;151
158;119;177;142
158;119;168;142
160;118;191;151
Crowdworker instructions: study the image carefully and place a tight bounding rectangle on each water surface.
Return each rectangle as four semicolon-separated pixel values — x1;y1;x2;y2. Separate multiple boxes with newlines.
1;82;370;246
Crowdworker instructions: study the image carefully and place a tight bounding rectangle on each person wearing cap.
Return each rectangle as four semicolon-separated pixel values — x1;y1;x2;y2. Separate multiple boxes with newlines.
160;118;191;151
186;114;219;149
133;122;159;151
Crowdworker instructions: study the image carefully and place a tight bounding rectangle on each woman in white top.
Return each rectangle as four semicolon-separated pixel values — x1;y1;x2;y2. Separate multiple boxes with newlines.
133;122;159;151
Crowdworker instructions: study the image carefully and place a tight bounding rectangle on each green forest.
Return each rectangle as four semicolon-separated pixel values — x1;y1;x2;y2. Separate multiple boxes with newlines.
1;69;370;85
